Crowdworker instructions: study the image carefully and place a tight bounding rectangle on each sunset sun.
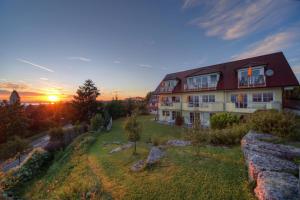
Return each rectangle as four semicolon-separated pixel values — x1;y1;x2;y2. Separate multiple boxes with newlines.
48;95;59;102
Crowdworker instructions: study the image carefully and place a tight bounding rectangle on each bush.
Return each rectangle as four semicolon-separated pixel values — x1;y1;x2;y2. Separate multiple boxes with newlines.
249;110;296;138
0;148;52;196
90;114;104;132
210;112;239;129
151;136;168;146
0;136;29;161
49;127;64;142
208;123;249;145
175;116;184;126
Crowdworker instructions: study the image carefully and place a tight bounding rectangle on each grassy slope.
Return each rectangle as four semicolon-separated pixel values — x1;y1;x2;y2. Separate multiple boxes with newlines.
23;115;255;200
88;116;255;200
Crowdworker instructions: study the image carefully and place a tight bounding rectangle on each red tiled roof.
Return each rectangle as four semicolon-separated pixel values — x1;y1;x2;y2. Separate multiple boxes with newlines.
155;52;299;94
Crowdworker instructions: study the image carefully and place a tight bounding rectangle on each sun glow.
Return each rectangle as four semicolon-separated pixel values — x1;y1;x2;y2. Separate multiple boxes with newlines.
48;95;59;102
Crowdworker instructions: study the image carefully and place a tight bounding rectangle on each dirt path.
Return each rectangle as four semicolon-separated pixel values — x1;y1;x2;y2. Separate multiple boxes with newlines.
88;155;127;200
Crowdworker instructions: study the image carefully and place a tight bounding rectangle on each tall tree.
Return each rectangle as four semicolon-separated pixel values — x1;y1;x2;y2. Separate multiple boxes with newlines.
72;79;100;122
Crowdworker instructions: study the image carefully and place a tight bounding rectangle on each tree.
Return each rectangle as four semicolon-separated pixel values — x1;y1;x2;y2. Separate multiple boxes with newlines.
90;114;104;132
145;91;153;104
106;99;126;119
72;79;100;122
124;114;142;154
185;118;207;156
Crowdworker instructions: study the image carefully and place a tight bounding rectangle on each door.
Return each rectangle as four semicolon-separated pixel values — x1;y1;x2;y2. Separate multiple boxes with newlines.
200;112;210;127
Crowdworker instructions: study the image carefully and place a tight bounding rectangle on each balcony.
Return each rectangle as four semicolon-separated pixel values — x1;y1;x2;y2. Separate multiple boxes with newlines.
158;102;181;110
238;75;266;88
183;102;224;112
226;101;281;113
159;87;174;93
184;83;217;92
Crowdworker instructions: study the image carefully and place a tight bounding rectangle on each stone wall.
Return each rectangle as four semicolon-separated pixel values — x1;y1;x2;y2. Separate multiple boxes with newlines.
241;131;300;200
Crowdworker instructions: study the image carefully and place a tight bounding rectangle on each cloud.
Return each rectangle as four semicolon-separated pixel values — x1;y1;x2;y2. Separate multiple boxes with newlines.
113;60;121;64
188;0;300;40
40;77;49;81
292;66;300;74
67;56;91;62
182;0;200;9
0;81;29;90
138;64;153;69
17;58;54;72
232;27;300;60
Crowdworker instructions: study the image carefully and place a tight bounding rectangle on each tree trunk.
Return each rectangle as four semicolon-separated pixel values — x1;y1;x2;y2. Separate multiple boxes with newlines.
134;141;137;154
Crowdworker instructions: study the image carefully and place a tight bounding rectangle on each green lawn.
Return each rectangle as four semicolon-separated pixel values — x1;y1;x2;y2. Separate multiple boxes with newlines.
22;115;255;200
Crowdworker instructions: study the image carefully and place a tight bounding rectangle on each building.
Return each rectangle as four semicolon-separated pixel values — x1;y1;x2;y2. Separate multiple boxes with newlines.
9;90;20;105
148;93;158;114
155;52;299;127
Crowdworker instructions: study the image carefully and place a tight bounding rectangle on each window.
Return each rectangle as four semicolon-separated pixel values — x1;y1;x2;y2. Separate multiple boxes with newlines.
263;93;273;102
201;76;208;88
231;95;237;103
252;93;262;102
202;95;208;103
252;93;273;102
172;111;176;120
190;112;194;123
231;94;247;108
172;96;180;103
194;96;199;107
210;74;218;86
208;95;215;102
238;66;265;87
166;111;170;116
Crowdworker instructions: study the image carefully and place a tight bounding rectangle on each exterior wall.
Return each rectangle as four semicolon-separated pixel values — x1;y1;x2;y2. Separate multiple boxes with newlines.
158;87;283;126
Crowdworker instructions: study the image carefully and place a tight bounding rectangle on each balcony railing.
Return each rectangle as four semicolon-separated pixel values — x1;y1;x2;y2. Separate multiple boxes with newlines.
184;83;217;91
159;87;174;93
160;102;173;106
226;101;281;113
184;102;224;112
238;75;266;88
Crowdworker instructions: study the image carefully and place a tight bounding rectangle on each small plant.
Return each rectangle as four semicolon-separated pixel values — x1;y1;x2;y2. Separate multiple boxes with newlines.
90;114;104;132
185;118;208;155
210;112;239;129
124;114;142;154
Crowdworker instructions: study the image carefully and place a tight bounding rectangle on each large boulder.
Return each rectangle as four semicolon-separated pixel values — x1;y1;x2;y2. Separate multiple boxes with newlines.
146;146;165;165
242;131;300;200
255;171;299;200
131;160;145;172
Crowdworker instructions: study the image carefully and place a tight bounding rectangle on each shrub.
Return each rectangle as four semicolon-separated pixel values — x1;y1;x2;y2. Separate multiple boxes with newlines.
209;123;249;145
49;127;64;142
185;118;208;155
249;110;296;138
210;112;239;129
0;148;52;196
90;114;104;132
151;136;168;146
124;114;142;154
175;115;184;126
0;136;29;161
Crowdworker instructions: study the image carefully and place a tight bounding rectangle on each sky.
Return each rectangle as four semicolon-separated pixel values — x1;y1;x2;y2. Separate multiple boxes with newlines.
1;0;300;102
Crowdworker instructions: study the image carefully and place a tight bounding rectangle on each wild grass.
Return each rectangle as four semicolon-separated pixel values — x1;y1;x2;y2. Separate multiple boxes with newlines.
22;115;255;200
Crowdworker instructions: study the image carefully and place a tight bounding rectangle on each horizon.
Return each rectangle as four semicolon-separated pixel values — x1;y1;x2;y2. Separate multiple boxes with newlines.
1;0;300;102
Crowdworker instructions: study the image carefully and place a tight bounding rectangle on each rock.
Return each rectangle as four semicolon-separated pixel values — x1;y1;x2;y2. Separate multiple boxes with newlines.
255;171;299;200
241;131;300;200
109;142;133;154
131;160;145;172
247;153;298;181
166;140;191;147
146;146;165;165
241;131;300;161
